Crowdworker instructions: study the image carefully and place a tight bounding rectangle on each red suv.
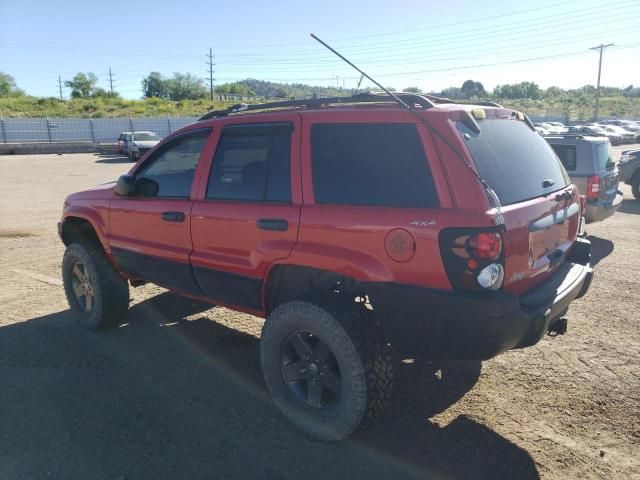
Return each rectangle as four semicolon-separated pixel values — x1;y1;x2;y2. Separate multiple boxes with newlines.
58;94;593;440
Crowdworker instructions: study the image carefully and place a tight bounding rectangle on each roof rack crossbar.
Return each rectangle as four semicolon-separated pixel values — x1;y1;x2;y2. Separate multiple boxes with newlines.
198;92;436;121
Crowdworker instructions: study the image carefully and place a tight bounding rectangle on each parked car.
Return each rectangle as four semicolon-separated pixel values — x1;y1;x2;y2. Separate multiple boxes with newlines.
58;94;593;440
603;125;636;144
126;131;161;161
579;125;623;145
117;131;131;154
546;135;623;222
535;126;550;136
545;121;568;133
535;122;565;134
618;149;640;200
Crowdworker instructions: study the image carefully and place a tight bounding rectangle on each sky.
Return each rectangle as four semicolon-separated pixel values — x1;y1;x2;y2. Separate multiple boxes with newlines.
1;0;639;99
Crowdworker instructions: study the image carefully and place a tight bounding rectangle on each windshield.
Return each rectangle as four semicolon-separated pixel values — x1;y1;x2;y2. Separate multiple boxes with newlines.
456;119;570;205
594;142;616;171
132;133;159;141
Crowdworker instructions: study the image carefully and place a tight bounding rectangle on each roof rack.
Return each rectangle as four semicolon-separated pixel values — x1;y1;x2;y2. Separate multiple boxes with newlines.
198;92;438;121
198;92;506;121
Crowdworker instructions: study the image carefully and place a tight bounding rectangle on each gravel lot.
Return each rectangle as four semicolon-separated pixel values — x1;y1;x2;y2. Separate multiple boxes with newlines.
0;150;639;480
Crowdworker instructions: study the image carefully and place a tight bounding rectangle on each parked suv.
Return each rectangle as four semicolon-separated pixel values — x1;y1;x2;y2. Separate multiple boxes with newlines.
546;135;623;222
618;149;640;200
58;94;593;440
126;130;161;161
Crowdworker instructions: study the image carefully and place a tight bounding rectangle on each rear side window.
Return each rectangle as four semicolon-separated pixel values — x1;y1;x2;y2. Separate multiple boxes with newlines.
456;119;570;205
593;142;615;171
549;144;577;171
207;123;291;202
311;123;438;208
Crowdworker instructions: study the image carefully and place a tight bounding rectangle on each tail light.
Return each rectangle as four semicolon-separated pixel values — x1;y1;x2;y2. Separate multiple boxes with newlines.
587;176;601;199
439;227;505;292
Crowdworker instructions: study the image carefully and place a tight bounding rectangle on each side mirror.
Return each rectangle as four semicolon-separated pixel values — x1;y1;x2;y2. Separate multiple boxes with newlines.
114;174;136;196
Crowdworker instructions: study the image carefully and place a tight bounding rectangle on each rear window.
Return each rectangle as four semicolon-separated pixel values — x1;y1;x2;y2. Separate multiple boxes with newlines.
549;144;577;171
311;123;438;208
593;142;615;171
456;119;569;205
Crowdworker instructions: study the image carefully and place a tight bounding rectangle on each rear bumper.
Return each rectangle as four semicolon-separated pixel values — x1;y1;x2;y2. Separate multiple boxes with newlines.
585;192;623;223
365;238;593;361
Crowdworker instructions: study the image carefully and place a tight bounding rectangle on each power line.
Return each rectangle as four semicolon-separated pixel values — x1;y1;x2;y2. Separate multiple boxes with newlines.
590;43;614;120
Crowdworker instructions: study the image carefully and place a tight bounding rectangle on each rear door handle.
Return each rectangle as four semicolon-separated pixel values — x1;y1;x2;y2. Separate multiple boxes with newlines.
162;211;186;222
257;218;288;231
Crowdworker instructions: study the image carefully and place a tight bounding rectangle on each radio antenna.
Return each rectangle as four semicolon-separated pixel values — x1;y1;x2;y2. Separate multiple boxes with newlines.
310;33;505;226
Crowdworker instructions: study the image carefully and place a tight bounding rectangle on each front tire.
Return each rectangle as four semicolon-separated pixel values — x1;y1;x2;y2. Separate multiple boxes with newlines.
260;296;393;440
62;243;129;330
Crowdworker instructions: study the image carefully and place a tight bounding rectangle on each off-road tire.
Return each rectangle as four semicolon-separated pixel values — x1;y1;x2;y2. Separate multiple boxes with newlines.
260;295;393;440
632;174;640;201
62;243;129;330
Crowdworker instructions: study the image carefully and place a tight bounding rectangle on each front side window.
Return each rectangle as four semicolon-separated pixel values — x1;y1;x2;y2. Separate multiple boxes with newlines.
310;123;438;208
206;123;292;202
135;129;211;198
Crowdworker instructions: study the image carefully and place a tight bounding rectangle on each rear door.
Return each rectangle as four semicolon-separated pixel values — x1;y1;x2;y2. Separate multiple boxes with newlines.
455;116;580;294
189;114;302;311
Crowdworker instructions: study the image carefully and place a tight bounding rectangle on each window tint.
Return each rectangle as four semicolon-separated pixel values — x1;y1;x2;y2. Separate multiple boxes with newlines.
206;123;291;202
311;123;438;208
136;129;210;198
593;142;615;171
550;144;577;171
456;119;570;205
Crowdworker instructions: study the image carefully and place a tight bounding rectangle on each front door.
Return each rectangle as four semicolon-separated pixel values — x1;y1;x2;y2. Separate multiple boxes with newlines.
190;115;302;311
108;127;213;295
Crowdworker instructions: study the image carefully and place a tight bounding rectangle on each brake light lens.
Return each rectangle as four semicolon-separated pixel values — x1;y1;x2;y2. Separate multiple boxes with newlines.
439;228;505;292
587;176;600;199
468;232;502;261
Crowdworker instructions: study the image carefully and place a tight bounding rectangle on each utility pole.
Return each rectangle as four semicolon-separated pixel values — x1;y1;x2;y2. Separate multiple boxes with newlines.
57;76;63;100
589;43;614;121
206;48;215;101
108;67;115;93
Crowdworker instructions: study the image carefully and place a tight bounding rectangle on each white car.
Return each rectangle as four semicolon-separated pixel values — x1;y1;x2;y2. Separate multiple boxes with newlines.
127;131;161;161
602;125;636;144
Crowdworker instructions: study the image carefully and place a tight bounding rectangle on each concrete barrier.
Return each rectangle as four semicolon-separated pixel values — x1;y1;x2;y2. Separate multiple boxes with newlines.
0;142;118;155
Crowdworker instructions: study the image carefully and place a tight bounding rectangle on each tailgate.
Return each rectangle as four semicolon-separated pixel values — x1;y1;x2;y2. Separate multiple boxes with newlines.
501;185;580;294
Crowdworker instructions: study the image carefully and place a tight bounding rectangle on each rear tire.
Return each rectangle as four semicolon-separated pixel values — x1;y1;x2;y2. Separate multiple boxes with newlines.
62;243;129;330
632;174;640;201
260;295;393;441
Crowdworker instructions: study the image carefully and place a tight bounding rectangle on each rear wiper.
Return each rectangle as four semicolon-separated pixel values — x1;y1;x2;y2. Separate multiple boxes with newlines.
542;179;555;188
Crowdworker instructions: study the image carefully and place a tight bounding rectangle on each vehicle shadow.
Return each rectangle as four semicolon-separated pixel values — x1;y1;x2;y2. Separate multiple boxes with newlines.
0;292;539;480
94;152;132;164
587;235;614;267
618;198;640;215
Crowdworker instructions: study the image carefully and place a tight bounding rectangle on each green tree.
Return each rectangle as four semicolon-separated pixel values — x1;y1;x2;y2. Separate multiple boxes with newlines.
402;86;422;93
64;73;98;98
460;80;486;99
166;73;206;100
142;72;167;99
215;82;256;96
0;72;24;97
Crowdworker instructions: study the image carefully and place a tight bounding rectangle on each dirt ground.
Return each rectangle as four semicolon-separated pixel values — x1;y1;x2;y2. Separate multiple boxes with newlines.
0;150;638;480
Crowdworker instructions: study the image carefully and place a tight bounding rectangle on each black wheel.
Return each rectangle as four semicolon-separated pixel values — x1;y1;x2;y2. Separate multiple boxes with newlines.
632;174;640;201
260;296;393;440
62;243;129;330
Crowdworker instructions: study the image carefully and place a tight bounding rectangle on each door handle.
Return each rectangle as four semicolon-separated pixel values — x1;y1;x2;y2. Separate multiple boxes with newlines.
257;218;288;231
162;211;186;222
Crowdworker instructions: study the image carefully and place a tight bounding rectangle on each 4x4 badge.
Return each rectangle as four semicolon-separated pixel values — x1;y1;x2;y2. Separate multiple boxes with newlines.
410;220;436;227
